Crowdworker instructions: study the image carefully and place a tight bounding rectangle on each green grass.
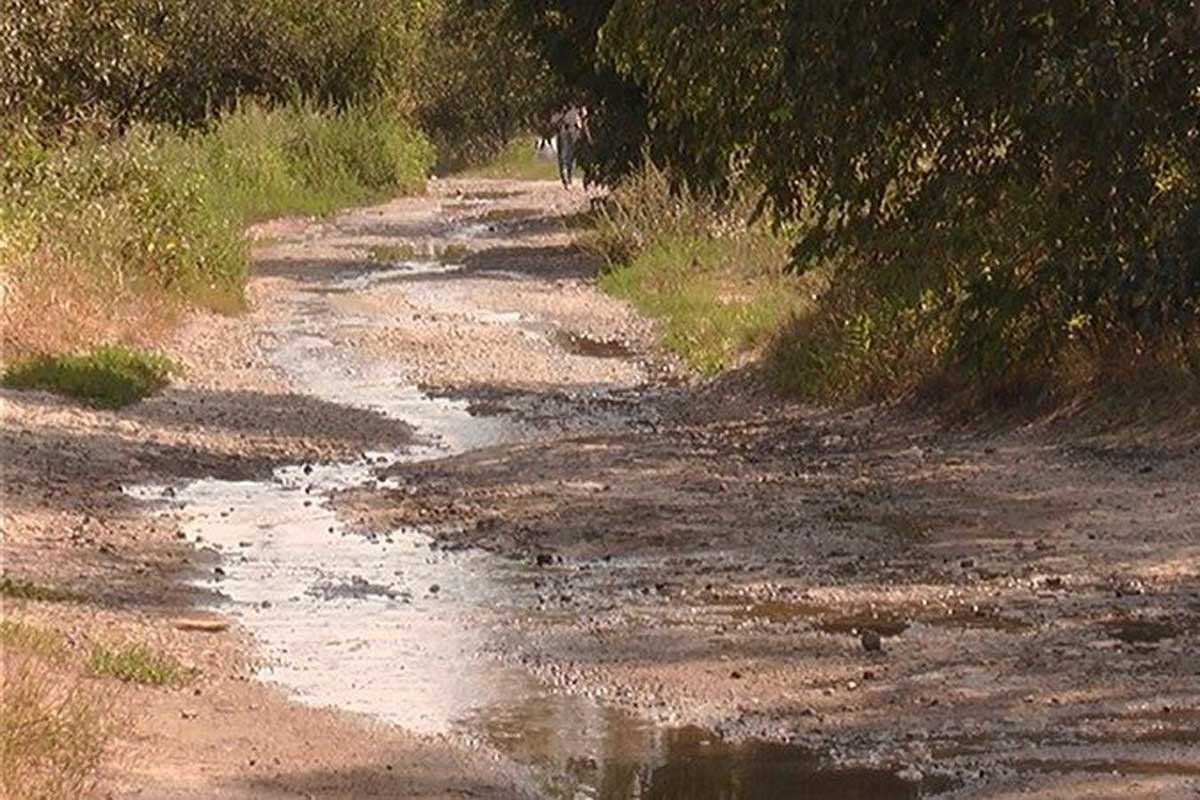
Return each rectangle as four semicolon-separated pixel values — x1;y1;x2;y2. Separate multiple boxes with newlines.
0;619;70;663
598;234;802;374
458;136;562;181
87;641;194;686
0;574;81;604
2;345;177;408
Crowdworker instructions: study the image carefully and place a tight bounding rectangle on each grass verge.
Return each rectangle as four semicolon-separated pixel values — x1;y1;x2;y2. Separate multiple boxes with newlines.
2;346;177;407
88;641;194;686
0;655;113;800
589;161;805;374
599;234;801;374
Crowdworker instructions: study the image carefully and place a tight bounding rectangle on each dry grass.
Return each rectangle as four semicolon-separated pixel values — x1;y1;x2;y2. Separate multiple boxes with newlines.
1;629;116;800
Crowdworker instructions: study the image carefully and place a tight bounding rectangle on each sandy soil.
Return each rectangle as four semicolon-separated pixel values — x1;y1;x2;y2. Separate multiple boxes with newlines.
2;177;1197;799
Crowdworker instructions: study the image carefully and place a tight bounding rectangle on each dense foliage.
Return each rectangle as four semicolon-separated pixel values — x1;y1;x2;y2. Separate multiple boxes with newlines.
1;0;435;134
499;0;1200;396
414;0;557;169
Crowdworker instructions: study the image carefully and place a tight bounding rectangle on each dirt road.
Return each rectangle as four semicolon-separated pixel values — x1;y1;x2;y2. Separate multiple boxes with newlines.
2;179;1197;799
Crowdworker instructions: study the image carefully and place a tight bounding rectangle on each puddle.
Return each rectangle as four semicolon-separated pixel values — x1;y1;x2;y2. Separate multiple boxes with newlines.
128;256;938;798
554;331;635;360
1104;619;1179;644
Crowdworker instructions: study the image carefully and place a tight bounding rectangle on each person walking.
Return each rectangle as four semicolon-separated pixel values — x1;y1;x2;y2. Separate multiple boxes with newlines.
554;106;588;189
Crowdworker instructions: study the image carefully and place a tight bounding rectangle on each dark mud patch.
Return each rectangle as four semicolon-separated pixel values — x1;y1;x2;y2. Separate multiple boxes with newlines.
716;599;1030;637
553;330;635;360
559;725;938;799
1103;619;1180;644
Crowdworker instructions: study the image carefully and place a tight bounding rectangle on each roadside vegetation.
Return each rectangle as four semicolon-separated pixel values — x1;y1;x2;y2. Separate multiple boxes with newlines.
0;612;195;799
458;138;561;182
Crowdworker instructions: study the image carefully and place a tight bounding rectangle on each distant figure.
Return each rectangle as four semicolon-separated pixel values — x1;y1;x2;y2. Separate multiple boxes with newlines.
552;106;588;189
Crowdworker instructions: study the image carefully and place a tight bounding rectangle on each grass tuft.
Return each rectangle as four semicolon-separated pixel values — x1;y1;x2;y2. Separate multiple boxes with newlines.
0;574;81;604
2;345;177;408
88;641;195;686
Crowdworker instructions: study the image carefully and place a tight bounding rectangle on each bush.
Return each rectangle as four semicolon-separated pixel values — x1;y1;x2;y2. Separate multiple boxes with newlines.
1;0;436;135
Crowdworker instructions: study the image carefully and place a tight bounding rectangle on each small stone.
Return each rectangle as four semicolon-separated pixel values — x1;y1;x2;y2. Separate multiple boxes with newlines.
960;558;975;569
429;584;440;594
180;709;198;720
730;670;742;680
861;630;883;652
303;464;314;475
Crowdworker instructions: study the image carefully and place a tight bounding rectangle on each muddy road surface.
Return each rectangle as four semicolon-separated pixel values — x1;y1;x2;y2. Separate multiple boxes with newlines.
3;178;1198;799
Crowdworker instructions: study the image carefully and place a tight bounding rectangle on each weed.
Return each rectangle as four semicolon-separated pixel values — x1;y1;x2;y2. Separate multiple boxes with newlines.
2;346;177;408
0;574;80;604
88;641;194;686
1;101;434;361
